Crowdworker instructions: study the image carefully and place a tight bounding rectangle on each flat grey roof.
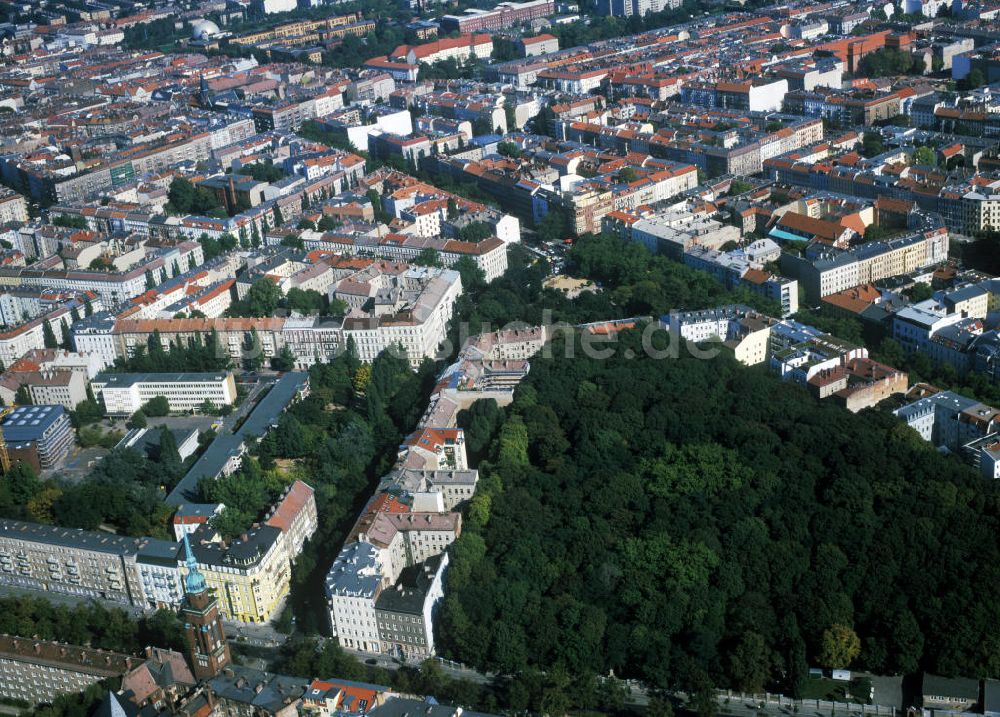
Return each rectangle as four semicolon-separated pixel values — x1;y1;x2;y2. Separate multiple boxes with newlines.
95;372;230;387
0;518;152;556
166;372;308;506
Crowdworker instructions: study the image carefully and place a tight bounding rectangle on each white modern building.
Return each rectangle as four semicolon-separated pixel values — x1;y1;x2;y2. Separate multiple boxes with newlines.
91;372;237;415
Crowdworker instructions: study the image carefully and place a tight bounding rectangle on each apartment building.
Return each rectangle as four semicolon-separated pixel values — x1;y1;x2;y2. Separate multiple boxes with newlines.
0;242;204;307
2;120;255;203
374;553;447;661
71;313;120;367
264;480;319;566
682;79;790;113
188;525;290;624
113;317;284;366
2;405;73;471
0;519;170;607
251;88;345;134
665;305;778;365
440;0;555;33
91;371;238;415
938;177;1000;235
378;468;479;511
0;368;88;409
390;34;493;65
0;189;27;224
781;226;949;303
326;541;386;653
10;348;108;379
0;636;134;706
894;389;998;452
307;232;508;283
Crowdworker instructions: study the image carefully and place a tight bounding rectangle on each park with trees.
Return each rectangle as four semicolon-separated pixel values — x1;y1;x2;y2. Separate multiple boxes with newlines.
434;325;1000;701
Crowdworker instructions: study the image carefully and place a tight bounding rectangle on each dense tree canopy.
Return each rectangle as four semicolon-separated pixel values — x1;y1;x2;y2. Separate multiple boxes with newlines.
437;327;1000;695
229;278;283;317
113;329;229;373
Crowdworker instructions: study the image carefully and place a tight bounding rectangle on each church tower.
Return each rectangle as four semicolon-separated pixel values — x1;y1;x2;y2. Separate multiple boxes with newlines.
179;532;231;681
198;73;212;108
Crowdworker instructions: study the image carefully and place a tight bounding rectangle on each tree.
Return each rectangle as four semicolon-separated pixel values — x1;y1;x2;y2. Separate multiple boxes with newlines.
413;248;442;267
497;142;522;158
237;162;285;182
861;132;884;158
271;346;297;372
14;385;31;405
286;288;325;315
83;296;94;317
60;319;72;350
52;214;88;229
42;321;58;349
272;204;285;227
156;427;182;477
167;177;195;213
142;395;170;417
963;68;985;90
353;364;372;393
243;328;264;371
618;167;639;183
913;146;936;166
819;625;861;669
127;410;147;429
537;210;567;243
729;632;771;694
231;279;282;318
904;282;933;302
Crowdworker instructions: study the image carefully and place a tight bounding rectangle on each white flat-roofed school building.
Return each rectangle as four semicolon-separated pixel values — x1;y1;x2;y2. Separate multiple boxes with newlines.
91;371;237;415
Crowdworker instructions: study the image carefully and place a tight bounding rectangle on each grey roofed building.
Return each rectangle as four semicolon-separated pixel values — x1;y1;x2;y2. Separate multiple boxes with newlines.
91;372;230;388
189;523;282;570
375;553;445;616
136;538;182;568
922;673;981;709
0;518;158;556
166;371;308;505
983;679;1000;716
117;427;200;462
208;666;309;714
325;541;382;599
1;404;67;442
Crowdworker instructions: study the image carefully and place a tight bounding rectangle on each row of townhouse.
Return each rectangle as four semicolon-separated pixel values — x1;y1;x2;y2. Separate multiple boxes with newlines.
605;207;799;315
558;118;825;180
780;219;950;303
0;241;203;307
324;322;551;660
0;294;102;369
73;267;463;370
0;480;317;624
251;87;346;134
0;119;255;203
895;388;1000;479
667;305;908;411
303;230;509;282
766;159;1000;239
